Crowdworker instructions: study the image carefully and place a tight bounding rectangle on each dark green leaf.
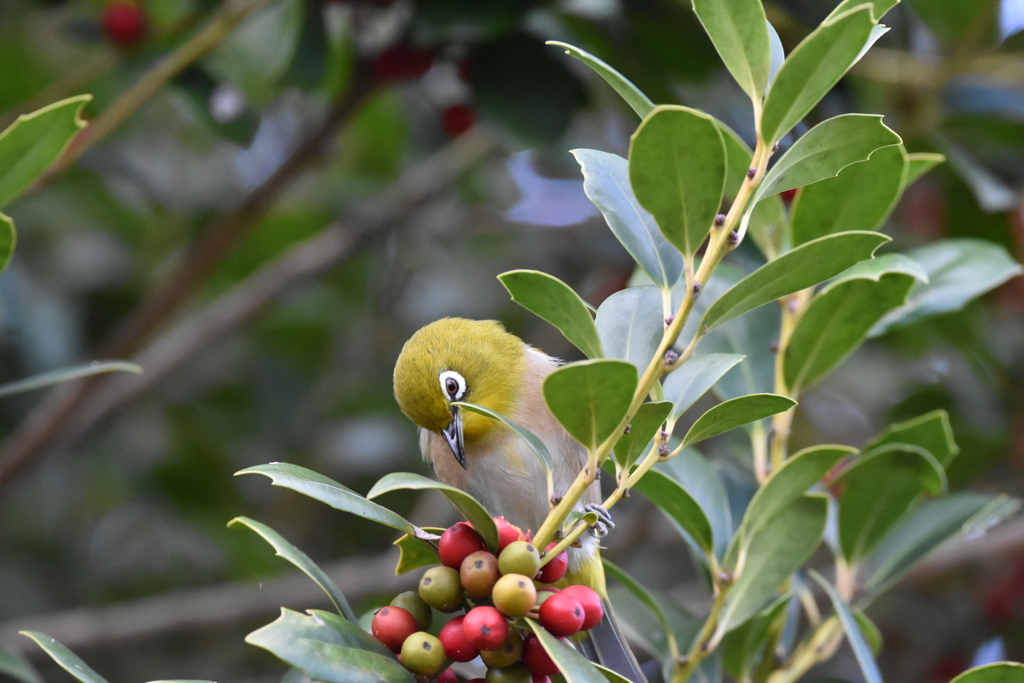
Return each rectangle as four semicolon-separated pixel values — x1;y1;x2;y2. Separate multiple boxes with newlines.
603;560;680;651
866;409;960;470
0;212;15;274
279;0;327;90
783;257;922;391
174;66;260;146
632;466;715;553
393;533;440;575
837;444;947;563
721;495;828;630
0;645;43;683
543;359;638;451
247;608;393;660
613;401;672;471
808;570;882;683
237;463;415;534
741;445;854;537
525;620;608;683
757;115;902;202
860;494;1020;602
790;144;908;247
547;42;655;119
0;95;90;209
454;401;553;474
654;450;733;560
871;239;1024;335
18;633;108;683
692;0;772;101
760;7;877;143
722;594;790;679
249;634;409;683
681;394;797;448
663;353;745;420
229;516;357;621
0;360;142;398
699;231;890;333
906;0;998;47
498;270;603;358
595;285;665;372
950;662;1024;683
905;152;946;185
630;106;727;261
572;149;684;289
853;607;882;655
367;473;498;551
720;123;786;260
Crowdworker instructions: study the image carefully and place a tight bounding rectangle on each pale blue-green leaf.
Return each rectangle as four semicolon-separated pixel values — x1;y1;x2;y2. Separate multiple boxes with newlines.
766;20;785;90
572;149;684;289
499;270;603;358
18;633;108;683
950;662;1024;682
865;409;959;470
760;6;877;143
526;620;609;683
228;516;357;622
871;239;1024;336
905;152;945;185
237;463;415;534
595;285;665;372
837;443;947;562
699;231;890;333
663;354;745;420
547;42;655;119
853;607;883;655
655;449;733;560
809;570;883;683
630;106;727;259
603;560;678;651
783;271;916;392
681;394;797;448
823;253;929;292
606;585;701;670
692;0;772;101
860;494;1020;603
367;472;498;551
543;359;637;451
720;124;786;260
0;645;42;683
454;401;553;473
0;360;142;398
827;0;899;21
790;144;908;247
757;115;902;202
0;95;90;209
741;445;854;537
721;495;827;631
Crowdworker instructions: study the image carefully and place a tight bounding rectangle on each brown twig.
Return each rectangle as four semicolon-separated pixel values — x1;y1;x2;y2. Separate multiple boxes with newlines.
0;64;379;488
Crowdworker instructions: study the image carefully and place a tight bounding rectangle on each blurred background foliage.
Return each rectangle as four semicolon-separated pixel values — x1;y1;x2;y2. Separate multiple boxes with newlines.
0;0;1023;681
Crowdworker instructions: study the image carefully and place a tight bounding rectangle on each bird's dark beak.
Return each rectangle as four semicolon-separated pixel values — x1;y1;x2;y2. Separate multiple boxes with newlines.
442;406;467;469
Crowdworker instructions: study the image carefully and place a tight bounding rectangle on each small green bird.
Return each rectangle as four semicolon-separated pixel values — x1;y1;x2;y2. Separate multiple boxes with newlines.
394;317;645;682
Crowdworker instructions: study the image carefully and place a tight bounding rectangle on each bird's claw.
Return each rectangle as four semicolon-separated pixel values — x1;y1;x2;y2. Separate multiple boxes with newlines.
585;504;615;537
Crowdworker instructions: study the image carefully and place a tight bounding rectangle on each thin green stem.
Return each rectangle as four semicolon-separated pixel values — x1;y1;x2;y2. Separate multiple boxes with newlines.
764;617;843;683
673;577;731;682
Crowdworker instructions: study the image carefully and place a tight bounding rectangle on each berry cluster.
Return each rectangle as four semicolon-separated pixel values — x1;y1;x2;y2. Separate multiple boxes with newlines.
371;518;603;682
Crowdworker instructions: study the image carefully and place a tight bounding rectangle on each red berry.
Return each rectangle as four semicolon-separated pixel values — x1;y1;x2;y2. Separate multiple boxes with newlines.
442;104;475;138
560;586;603;630
780;188;799;204
371;606;419;653
102;1;146;48
522;633;560;676
536;543;568;584
463;606;509;650
373;45;435;81
538;592;585;637
494;517;526;553
436;668;457;683
532;677;551;683
468;679;486;683
439;522;486;569
439;615;480;662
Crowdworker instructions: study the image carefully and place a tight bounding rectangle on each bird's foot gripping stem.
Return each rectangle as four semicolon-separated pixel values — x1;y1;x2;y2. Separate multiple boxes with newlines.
585;504;616;537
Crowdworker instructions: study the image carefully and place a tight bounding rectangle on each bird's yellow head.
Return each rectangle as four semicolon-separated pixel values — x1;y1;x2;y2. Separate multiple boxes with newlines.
393;318;526;468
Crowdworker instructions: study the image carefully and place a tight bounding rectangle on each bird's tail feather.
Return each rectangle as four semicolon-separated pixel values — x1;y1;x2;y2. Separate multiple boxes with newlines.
578;598;648;683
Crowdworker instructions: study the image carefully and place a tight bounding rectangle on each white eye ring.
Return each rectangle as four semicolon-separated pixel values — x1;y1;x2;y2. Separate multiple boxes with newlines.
439;370;467;401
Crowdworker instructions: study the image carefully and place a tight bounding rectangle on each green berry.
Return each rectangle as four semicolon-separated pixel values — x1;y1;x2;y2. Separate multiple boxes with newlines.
400;631;447;676
480;627;523;668
498;540;541;577
485;663;532;683
491;573;536;618
390;590;432;630
419;566;465;612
